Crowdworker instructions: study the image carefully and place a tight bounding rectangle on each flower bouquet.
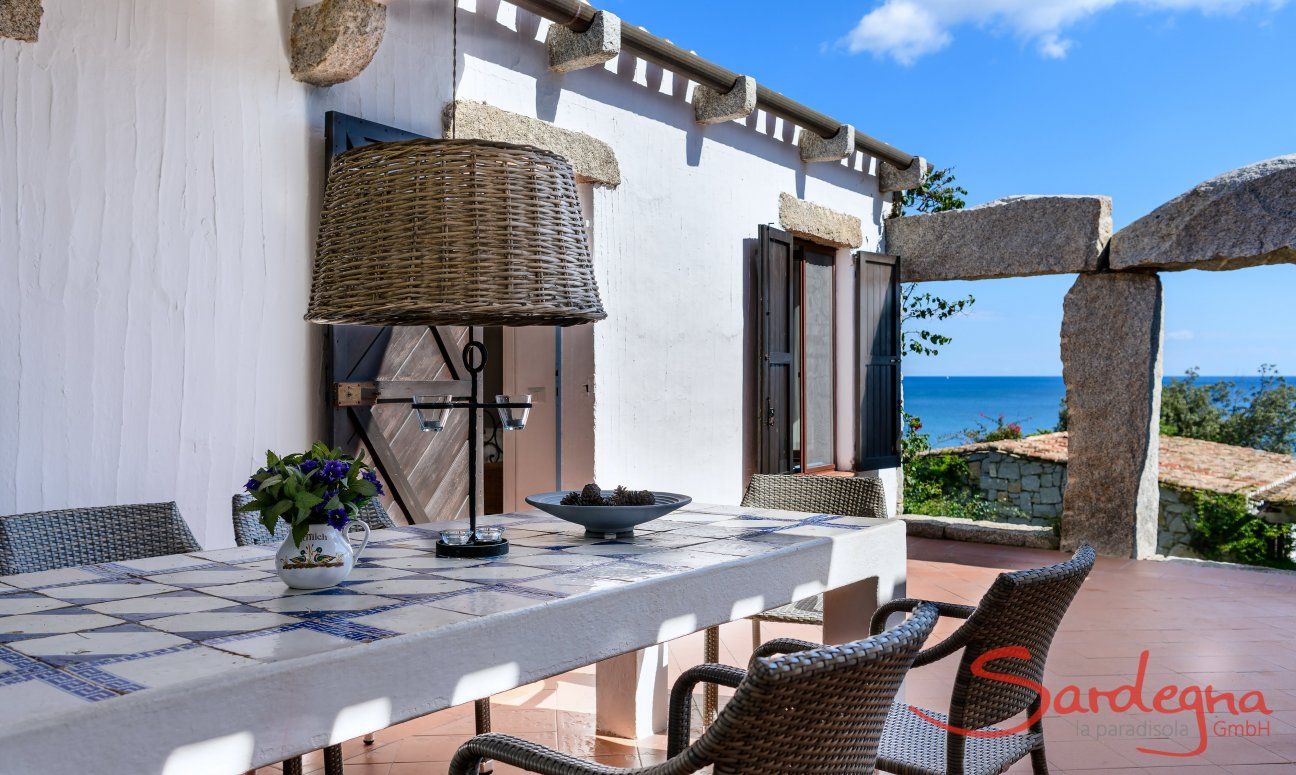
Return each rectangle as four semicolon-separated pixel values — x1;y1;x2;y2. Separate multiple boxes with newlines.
240;442;384;548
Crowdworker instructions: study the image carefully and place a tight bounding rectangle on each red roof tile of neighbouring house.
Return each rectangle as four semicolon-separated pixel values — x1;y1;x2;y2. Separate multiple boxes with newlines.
939;432;1296;501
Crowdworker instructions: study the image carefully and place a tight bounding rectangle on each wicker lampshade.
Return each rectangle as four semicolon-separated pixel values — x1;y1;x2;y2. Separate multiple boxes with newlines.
306;138;606;327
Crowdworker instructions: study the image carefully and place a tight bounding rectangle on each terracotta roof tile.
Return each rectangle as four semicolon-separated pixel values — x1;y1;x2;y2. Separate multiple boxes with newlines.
940;432;1296;501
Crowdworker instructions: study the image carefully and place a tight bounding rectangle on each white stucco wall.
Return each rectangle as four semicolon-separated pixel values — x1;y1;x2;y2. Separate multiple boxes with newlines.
0;0;897;546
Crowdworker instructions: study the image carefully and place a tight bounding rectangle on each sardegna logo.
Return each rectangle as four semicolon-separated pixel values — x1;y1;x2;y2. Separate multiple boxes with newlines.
912;647;1273;757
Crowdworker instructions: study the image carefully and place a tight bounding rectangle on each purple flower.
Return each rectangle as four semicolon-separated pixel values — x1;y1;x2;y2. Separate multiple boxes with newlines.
326;510;349;531
298;459;321;476
244;477;259;492
362;469;385;496
317;459;350;484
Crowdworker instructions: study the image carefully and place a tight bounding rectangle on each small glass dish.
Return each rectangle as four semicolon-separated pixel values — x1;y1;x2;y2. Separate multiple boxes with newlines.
474;526;505;543
439;529;472;545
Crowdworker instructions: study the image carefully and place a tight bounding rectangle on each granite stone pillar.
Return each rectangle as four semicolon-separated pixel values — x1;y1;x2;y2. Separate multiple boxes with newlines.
1060;272;1163;558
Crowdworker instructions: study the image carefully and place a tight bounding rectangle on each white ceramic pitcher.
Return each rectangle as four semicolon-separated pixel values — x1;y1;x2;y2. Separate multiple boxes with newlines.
275;521;370;590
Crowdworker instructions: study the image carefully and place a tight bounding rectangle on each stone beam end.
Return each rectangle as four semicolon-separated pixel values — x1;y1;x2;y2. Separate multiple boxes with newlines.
878;156;929;194
799;125;855;164
692;75;757;125
0;0;42;42
291;0;387;87
547;11;621;74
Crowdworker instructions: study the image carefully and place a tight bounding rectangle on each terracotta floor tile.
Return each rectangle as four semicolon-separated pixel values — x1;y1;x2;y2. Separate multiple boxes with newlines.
238;539;1296;772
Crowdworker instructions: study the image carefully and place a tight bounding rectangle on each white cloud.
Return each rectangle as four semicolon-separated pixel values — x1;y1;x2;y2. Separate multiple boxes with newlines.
842;0;1286;64
1166;329;1196;341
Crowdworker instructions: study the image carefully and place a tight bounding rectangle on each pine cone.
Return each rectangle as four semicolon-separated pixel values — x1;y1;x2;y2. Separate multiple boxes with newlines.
628;490;656;506
559;491;580;506
579;483;606;506
610;486;631;506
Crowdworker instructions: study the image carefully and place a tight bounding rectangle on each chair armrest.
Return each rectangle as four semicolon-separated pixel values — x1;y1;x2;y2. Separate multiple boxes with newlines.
666;664;747;758
449;733;624;775
749;637;821;665
869;598;976;635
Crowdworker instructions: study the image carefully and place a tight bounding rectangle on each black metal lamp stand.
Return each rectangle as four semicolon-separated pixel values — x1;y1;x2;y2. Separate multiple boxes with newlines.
414;340;531;559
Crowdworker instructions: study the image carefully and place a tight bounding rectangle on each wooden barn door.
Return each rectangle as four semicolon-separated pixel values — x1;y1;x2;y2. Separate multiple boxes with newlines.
323;112;476;524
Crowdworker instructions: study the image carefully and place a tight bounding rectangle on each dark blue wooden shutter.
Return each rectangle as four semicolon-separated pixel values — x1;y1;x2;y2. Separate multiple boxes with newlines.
855;251;901;470
758;225;796;474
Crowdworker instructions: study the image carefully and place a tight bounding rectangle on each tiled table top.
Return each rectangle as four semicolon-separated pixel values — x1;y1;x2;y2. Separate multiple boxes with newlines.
0;504;901;773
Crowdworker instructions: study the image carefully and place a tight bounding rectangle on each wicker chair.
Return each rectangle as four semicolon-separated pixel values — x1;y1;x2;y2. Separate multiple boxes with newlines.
701;474;889;722
753;545;1096;775
231;493;396;546
448;603;940;775
0;502;199;576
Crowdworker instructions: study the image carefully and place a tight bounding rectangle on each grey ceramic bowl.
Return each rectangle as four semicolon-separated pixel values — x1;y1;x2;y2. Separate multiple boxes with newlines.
524;491;692;536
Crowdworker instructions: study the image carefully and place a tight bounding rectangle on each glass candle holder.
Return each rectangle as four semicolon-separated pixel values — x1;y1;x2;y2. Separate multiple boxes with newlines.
439;529;471;545
494;395;532;430
415;395;453;433
474;526;504;543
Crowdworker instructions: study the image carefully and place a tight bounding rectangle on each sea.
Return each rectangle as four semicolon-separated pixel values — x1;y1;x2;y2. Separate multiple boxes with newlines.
905;375;1267;449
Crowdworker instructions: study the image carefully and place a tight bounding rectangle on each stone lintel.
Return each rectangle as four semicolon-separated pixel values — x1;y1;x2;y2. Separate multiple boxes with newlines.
290;0;387;87
547;10;621;74
887;195;1112;282
799;125;855;164
692;76;757;125
1109;154;1296;272
0;0;42;42
878;156;929;194
444;101;620;188
778;193;862;249
1060;272;1163;559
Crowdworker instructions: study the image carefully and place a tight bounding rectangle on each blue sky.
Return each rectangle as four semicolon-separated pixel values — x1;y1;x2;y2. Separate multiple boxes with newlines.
612;0;1296;377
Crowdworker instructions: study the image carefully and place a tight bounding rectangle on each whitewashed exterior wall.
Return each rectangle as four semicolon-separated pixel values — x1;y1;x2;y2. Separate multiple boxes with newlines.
0;0;895;547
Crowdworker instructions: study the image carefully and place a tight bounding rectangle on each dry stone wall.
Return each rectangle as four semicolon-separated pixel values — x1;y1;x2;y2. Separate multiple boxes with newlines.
964;451;1065;527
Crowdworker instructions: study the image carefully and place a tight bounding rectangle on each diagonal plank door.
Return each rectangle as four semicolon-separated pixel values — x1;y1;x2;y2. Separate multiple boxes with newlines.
323;112;473;524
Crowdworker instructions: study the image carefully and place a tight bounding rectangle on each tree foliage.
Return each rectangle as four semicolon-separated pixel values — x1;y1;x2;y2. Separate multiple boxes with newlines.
1160;365;1296;455
1056;365;1296;455
892;166;975;357
1187;489;1293;569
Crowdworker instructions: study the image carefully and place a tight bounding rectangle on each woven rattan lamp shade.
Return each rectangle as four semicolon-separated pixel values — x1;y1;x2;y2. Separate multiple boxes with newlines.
306;138;606;327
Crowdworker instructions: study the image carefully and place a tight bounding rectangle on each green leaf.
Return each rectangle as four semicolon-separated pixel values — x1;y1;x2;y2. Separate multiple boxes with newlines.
259;474;283;489
236;500;263;513
260;515;281;536
325;496;343;513
352;480;377;497
295;491;324;510
291;521;310;548
265;500;292;518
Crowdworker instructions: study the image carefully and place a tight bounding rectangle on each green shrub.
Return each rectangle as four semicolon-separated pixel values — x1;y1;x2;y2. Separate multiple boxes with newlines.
902;413;1028;523
1188;489;1294;569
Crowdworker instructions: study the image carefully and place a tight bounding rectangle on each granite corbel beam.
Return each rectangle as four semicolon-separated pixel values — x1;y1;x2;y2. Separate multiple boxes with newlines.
1109;154;1296;272
886;195;1112;282
443;100;620;188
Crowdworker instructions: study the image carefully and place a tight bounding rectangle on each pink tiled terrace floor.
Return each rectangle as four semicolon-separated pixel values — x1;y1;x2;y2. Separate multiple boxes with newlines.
256;537;1296;774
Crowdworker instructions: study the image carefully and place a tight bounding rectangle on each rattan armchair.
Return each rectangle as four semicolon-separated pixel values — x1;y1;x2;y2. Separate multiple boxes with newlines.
701;474;889;722
753;545;1096;775
0;502;199;575
449;603;940;775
